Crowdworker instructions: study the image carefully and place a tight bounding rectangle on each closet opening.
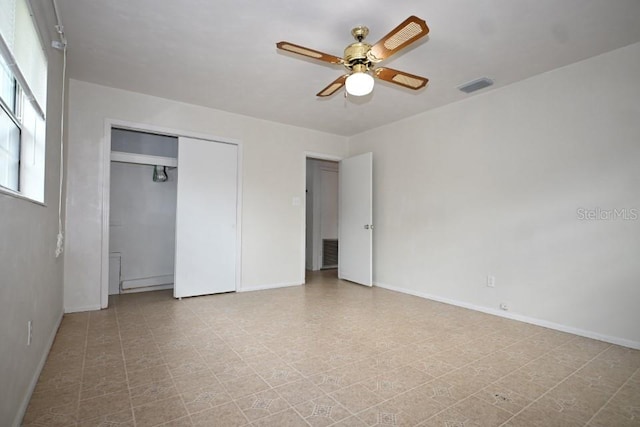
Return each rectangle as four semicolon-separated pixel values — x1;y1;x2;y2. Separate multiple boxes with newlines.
108;128;178;295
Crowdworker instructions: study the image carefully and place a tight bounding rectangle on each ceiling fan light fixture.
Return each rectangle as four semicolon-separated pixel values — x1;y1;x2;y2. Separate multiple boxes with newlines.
345;71;374;96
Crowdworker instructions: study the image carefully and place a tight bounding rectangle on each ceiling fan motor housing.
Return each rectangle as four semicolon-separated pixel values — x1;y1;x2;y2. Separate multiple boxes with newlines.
344;42;372;70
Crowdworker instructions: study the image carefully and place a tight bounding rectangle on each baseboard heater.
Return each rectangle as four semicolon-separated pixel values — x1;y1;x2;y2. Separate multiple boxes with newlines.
121;274;174;290
322;239;338;269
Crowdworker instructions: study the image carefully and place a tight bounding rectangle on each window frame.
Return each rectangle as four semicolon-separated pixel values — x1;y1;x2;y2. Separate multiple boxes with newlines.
0;66;23;190
0;0;48;204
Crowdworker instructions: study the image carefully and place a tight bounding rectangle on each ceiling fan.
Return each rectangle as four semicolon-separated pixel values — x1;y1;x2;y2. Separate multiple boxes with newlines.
276;16;430;98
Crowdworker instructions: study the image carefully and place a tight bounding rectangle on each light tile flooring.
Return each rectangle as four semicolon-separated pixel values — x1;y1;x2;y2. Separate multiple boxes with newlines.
24;270;640;426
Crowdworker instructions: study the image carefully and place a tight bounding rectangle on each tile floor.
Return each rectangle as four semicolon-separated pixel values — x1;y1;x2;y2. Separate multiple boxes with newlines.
23;270;640;426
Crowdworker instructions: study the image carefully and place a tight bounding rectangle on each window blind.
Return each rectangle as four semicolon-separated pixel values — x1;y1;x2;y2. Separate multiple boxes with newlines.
0;0;47;118
0;0;16;52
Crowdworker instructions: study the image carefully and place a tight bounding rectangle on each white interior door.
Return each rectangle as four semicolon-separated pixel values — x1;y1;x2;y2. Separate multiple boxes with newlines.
174;137;238;298
339;152;373;286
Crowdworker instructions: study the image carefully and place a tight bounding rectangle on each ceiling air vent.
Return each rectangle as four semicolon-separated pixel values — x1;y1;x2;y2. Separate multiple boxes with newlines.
458;77;493;94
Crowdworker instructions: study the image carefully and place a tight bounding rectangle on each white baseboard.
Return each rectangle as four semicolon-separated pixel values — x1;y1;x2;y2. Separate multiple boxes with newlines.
64;304;101;313
374;281;640;350
121;275;174;290
120;283;173;294
239;281;302;292
13;311;64;427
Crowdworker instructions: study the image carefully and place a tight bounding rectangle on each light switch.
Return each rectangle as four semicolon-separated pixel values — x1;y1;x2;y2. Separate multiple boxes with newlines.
487;275;495;287
292;197;301;206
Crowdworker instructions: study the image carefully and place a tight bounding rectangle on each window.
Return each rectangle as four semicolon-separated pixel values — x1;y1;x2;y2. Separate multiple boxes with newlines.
0;0;48;201
0;56;21;191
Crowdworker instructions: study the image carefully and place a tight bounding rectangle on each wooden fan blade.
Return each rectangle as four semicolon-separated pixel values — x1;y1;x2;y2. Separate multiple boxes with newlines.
368;16;429;62
374;67;428;90
277;41;344;64
317;75;347;97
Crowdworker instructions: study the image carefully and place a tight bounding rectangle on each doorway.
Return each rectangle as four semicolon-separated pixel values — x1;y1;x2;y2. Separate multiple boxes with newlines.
305;158;340;277
302;152;374;287
101;120;243;308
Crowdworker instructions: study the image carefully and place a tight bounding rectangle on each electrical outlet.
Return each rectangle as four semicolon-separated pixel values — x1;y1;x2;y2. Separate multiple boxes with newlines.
487;275;495;287
499;303;508;311
27;320;33;346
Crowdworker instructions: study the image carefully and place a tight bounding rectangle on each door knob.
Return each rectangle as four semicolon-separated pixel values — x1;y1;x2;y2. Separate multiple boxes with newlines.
364;224;374;230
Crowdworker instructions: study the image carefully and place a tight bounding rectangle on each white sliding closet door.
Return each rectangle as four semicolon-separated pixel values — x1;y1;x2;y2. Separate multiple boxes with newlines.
174;137;238;298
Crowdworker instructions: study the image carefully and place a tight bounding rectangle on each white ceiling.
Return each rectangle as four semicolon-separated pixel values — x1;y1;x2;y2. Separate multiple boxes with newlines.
54;0;640;136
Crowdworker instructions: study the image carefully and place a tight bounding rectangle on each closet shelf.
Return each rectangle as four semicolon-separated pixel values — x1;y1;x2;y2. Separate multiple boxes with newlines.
111;151;177;167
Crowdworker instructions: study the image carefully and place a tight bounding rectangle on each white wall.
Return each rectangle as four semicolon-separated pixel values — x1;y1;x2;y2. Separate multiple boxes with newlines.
319;167;339;242
0;36;65;426
349;42;640;347
64;79;348;310
109;162;177;290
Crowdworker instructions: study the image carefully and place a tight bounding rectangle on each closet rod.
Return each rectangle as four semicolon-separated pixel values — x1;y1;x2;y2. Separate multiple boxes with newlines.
110;151;177;167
